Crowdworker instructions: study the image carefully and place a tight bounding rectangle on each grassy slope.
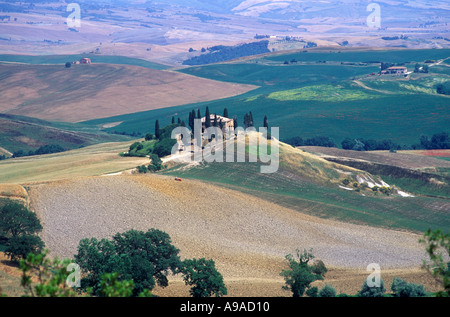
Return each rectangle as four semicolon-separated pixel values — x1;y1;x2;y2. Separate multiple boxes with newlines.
88;49;450;146
0;113;131;154
0;140;149;184
162;141;450;233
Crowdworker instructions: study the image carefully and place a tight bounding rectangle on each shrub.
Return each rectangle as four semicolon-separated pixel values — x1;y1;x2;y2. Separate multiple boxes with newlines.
319;284;337;297
306;286;319;297
358;279;386;297
391;277;426;297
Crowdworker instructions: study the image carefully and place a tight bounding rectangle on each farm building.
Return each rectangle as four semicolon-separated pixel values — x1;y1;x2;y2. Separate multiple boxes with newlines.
80;58;92;64
201;114;234;133
382;66;407;75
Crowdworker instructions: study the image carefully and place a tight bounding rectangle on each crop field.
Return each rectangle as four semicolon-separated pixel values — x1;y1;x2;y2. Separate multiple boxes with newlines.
89;49;450;147
0;140;149;184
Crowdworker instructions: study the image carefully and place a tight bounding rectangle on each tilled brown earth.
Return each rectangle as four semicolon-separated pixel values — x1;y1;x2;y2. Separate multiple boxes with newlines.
28;174;437;296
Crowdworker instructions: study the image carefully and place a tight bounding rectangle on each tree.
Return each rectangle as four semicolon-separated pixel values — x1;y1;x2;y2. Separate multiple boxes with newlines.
280;249;327;297
263;115;268;129
65;62;71;68
0;201;44;261
197;109;201;120
172;116;175;124
391;277;426;297
319;284;337;297
358;279;386;297
145;133;154;141
223;108;229;118
205;107;211;128
419;229;449;297
155;120;160;139
180;258;227;297
213;113;218;127
75;229;181;296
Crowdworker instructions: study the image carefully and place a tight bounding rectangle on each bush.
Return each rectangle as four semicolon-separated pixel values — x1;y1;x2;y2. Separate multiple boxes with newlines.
306;286;319;297
391;277;426;297
358;279;386;297
319;284;337;297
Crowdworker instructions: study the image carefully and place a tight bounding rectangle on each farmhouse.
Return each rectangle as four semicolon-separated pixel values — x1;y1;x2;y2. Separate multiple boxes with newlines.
382;66;407;75
201;114;234;133
80;58;92;64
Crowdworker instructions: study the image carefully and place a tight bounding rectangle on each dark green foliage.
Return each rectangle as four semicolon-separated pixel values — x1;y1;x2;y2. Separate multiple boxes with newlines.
65;62;71;68
13;144;66;158
180;258;227;297
0;201;44;261
205;107;211;128
391;277;426;297
223;108;229;118
183;41;270;66
148;154;163;172
6;234;44;262
155;120;160;139
341;138;399;151
145;133;154;141
74;229;181;296
153;137;176;158
306;286;319;297
319;284;337;297
436;81;450;95
280;249;327;297
418;132;450;150
358;279;386;297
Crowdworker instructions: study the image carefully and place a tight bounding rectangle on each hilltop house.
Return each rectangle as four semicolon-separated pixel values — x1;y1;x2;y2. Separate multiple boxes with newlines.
201;114;234;133
381;66;407;75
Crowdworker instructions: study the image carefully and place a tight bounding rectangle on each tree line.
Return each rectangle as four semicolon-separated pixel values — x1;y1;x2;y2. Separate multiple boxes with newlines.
283;131;450;151
182;40;270;66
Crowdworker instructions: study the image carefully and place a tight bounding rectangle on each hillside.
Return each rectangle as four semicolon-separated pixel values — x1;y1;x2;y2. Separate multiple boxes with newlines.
25;173;434;297
88;48;450;147
0;113;131;155
0;62;257;122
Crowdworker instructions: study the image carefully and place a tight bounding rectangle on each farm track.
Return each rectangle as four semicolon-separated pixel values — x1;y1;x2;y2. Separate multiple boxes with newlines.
27;174;436;296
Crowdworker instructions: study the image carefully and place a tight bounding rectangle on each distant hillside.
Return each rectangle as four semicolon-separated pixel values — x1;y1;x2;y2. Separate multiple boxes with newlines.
0;113;130;155
0;62;256;122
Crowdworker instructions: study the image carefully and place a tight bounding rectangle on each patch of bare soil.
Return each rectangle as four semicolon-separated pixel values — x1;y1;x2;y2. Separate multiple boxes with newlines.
27;174;436;297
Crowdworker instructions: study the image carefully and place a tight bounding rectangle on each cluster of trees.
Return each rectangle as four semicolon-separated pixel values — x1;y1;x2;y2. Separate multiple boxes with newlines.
417;132;450;150
281;241;448;297
283;136;336;148
414;63;429;73
284;131;449;151
15;228;227;298
182;41;270;66
341;138;400;151
436;81;450;95
12;144;66;158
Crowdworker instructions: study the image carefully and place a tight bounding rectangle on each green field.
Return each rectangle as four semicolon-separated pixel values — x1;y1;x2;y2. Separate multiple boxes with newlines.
0;54;169;70
161;144;450;233
84;49;450;147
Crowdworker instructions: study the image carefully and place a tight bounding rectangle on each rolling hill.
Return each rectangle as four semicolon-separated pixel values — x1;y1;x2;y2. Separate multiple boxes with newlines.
87;48;450;147
0;61;257;122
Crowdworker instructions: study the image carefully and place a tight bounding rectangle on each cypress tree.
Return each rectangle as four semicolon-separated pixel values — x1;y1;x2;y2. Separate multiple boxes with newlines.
249;111;254;127
197;109;201;120
223;108;229;118
155;120;160;139
172;116;175;124
213;113;218;127
205;107;211;128
263;115;268;129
